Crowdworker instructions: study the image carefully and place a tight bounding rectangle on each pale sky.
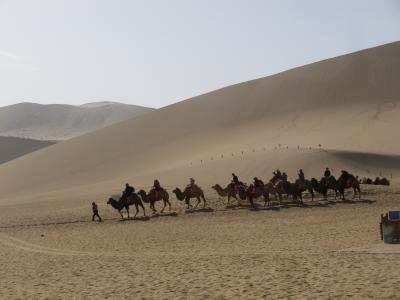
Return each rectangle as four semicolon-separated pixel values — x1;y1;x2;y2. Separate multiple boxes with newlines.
0;0;399;108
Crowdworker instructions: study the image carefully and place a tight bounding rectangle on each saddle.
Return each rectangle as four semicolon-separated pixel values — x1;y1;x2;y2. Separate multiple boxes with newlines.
345;178;353;189
247;186;256;196
296;180;305;190
184;186;196;197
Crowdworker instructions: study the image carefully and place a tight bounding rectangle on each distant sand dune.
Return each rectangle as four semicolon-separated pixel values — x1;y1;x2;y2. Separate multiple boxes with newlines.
0;42;399;202
0;101;154;140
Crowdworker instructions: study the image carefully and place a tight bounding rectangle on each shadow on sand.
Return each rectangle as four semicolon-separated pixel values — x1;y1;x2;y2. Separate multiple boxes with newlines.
149;212;178;218
185;207;214;214
119;215;151;222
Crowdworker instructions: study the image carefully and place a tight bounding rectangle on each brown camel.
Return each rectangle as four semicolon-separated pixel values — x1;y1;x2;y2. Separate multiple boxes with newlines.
294;179;314;201
266;181;285;203
212;183;246;205
107;193;145;219
337;174;361;200
240;184;268;207
138;189;171;213
172;186;206;209
311;177;338;200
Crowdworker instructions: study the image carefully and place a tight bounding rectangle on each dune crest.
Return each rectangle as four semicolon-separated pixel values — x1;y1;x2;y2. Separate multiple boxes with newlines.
0;42;399;201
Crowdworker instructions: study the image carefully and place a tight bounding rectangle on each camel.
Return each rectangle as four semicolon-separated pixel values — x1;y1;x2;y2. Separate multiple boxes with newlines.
138;189;171;213
212;183;246;205
311;177;338;200
337;174;361;200
240;184;269;207
279;181;304;205
107;193;145;219
172;186;206;209
266;181;285;202
294;179;314;201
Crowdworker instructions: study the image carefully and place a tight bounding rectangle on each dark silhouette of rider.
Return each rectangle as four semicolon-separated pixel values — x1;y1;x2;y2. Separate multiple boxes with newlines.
253;177;264;189
324;168;331;178
153;179;162;192
282;172;288;182
123;183;135;197
232;173;239;185
298;169;305;181
272;169;283;182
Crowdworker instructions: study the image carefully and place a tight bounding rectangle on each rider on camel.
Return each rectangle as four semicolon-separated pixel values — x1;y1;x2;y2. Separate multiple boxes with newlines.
298;169;305;181
272;169;282;182
324;167;331;178
123;183;135;197
153;179;162;191
253;177;264;189
187;178;198;193
282;172;288;182
232;173;240;185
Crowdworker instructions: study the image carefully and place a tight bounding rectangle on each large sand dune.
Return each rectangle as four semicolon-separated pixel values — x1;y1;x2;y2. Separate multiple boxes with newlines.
0;101;154;140
0;42;399;299
0;42;399;202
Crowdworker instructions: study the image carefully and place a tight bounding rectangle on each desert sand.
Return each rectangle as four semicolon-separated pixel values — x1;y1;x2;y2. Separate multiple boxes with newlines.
0;42;399;299
0;185;399;299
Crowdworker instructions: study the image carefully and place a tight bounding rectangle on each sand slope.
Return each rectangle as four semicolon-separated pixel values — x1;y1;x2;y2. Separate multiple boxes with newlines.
0;101;154;140
0;42;399;201
0;136;55;165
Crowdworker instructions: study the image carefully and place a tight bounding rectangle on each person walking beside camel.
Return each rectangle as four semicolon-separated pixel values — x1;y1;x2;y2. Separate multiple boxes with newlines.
92;202;102;222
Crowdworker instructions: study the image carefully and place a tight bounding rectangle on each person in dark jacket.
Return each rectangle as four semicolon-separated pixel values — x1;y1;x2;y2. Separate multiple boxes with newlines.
92;202;102;222
298;169;305;181
253;177;264;189
123;183;135;197
232;173;239;185
324;168;331;178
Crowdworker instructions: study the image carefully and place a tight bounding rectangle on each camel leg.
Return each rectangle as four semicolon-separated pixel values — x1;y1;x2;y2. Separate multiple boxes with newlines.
194;196;201;208
185;198;191;209
151;202;157;214
138;202;146;216
310;189;314;202
248;196;254;207
202;195;207;208
167;199;172;211
161;200;166;213
126;207;130;219
119;210;124;219
134;204;139;218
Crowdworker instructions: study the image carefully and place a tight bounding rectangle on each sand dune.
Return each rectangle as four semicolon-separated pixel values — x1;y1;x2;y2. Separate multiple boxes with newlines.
0;42;399;202
0;42;399;299
0;101;154;140
0;136;54;165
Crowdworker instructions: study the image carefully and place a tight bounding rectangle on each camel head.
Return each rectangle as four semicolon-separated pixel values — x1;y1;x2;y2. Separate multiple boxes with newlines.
211;184;221;190
107;198;113;205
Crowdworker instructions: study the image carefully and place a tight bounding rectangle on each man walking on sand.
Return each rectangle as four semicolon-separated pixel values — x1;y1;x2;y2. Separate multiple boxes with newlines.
92;202;102;222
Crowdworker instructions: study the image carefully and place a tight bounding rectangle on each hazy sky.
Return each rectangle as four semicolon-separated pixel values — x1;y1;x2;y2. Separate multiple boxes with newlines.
0;0;399;108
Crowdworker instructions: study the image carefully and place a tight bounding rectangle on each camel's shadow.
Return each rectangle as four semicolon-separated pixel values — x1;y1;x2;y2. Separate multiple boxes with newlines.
119;215;150;222
331;199;376;205
150;212;178;218
185;207;214;214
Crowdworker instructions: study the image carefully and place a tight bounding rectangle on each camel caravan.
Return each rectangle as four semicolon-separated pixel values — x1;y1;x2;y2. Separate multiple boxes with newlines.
107;168;365;219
